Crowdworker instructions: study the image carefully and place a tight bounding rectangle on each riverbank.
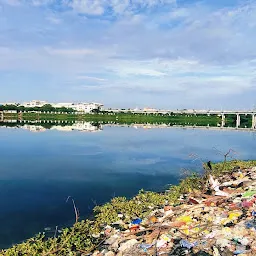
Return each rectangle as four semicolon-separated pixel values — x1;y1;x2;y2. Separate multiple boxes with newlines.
2;159;256;255
2;112;254;128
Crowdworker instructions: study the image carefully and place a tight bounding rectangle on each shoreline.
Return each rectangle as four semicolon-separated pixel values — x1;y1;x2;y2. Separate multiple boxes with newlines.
2;159;256;255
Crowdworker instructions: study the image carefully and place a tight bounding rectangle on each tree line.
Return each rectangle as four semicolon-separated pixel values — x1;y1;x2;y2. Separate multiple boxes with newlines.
0;104;75;113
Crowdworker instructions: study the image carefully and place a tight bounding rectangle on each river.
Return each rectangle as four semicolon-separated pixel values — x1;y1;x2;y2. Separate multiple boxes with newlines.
0;122;255;248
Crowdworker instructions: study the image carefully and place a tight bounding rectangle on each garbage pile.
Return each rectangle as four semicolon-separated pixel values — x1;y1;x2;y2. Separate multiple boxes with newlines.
90;166;256;256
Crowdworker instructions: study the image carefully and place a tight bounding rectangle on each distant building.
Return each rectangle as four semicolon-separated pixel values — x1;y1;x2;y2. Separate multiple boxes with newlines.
22;100;48;108
2;100;104;113
52;102;103;113
143;107;157;112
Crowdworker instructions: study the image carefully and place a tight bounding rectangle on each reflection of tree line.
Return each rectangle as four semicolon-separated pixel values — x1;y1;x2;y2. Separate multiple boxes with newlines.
0;118;251;131
0;121;102;132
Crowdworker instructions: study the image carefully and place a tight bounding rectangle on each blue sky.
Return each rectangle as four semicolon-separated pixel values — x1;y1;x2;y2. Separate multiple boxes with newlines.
0;0;256;109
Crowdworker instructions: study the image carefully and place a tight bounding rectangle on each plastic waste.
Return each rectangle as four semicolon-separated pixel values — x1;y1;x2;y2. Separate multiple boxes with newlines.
148;216;158;223
213;246;221;256
118;239;138;252
176;215;193;224
156;239;167;248
234;245;246;255
215;190;230;197
160;234;171;242
209;175;220;191
189;198;199;204
118;213;123;218
209;175;229;196
180;239;198;249
241;200;253;208
228;211;242;221
140;243;153;252
131;218;142;225
245;220;256;229
129;225;140;232
204;231;216;239
164;205;172;211
242;190;256;198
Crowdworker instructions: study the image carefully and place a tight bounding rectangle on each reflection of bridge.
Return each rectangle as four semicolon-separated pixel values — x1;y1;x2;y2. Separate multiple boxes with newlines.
104;123;256;132
106;109;256;129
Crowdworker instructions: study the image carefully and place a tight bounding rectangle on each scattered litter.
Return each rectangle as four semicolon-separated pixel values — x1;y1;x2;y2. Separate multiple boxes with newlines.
180;239;198;249
140;243;153;251
131;218;142;225
88;165;256;255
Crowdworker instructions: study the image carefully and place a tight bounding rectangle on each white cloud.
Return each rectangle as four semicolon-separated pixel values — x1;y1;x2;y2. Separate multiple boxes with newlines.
68;0;176;15
46;16;62;24
30;0;53;6
70;0;105;15
44;47;96;56
76;75;106;81
0;0;20;5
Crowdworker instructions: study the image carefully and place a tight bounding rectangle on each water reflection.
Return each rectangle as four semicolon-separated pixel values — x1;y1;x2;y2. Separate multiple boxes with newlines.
0;120;255;133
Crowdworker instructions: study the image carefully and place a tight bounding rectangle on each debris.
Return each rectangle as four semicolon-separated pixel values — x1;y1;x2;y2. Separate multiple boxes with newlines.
131;218;142;225
180;239;198;249
118;239;138;253
88;166;256;255
139;243;153;252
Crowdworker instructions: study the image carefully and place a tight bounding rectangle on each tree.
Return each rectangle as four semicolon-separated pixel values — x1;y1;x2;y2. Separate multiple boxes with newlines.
41;104;55;112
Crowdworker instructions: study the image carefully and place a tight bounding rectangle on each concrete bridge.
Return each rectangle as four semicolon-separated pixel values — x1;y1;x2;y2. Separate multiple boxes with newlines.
105;109;256;129
1;109;256;129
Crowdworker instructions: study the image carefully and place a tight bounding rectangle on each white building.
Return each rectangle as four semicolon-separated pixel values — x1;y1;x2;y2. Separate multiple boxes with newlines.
52;102;103;113
22;100;48;108
3;100;104;113
52;103;73;109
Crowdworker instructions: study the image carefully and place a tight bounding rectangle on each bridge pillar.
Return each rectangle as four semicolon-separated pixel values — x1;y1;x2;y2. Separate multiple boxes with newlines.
221;114;225;127
236;114;241;128
252;114;256;129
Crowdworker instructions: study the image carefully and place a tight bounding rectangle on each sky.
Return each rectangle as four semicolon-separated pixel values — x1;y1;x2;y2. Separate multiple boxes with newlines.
0;0;256;109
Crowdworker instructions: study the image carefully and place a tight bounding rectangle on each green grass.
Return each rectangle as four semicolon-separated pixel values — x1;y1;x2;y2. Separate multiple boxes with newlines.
2;159;256;255
2;113;220;126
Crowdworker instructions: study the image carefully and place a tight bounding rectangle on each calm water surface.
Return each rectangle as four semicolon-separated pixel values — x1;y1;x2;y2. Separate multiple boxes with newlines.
0;125;255;248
